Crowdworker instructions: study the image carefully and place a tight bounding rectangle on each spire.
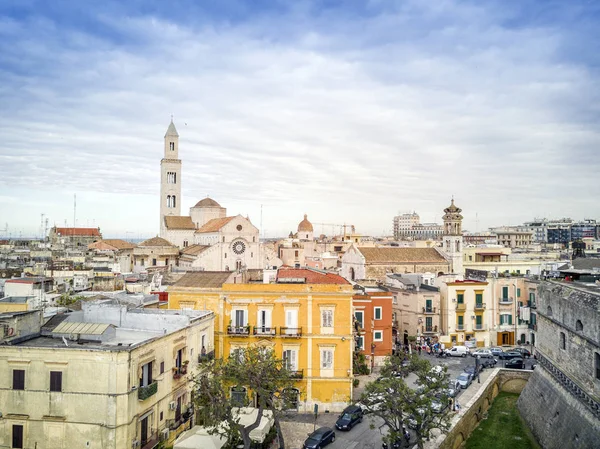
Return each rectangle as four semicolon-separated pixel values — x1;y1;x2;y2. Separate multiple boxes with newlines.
165;119;179;138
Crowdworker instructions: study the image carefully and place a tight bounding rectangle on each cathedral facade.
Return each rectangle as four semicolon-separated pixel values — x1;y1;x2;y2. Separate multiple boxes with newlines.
158;120;269;271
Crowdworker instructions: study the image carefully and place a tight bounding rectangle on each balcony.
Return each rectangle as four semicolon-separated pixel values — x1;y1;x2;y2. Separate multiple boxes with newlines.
138;381;158;401
140;432;159;449
528;323;537;331
474;324;486;331
499;297;514;304
423;307;437;314
456;324;464;331
280;327;302;338
422;325;438;333
173;364;188;380
474;303;486;310
253;326;276;337
455;303;466;311
198;350;215;363
227;325;251;336
290;369;304;379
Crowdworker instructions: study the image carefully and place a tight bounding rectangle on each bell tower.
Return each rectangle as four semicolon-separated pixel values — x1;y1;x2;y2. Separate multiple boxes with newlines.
442;198;463;275
159;119;182;236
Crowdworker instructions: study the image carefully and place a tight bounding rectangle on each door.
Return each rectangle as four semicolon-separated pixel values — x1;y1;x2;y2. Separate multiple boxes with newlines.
257;309;271;333
285;309;298;335
140;416;149;446
235;310;245;329
12;425;23;449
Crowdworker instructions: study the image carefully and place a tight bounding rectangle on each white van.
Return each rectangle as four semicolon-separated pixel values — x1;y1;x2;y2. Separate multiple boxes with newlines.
445;346;470;357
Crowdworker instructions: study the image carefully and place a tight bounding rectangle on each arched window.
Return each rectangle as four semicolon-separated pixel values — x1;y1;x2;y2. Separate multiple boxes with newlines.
349;267;355;281
547;306;553;317
455;240;460;252
520;333;526;344
166;195;171;207
172;195;176;208
576;320;583;332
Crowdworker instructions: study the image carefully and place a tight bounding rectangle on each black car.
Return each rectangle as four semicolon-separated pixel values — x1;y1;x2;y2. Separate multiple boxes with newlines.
335;405;363;430
505;358;525;369
464;364;483;376
499;350;524;360
303;427;336;449
513;347;532;358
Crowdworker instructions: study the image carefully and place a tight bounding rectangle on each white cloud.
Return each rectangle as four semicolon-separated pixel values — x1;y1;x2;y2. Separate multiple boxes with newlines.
0;1;598;238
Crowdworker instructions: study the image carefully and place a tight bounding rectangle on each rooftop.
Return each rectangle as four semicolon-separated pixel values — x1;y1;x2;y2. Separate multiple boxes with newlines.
53;227;101;237
358;247;448;264
172;271;234;289
276;268;349;284
0;296;34;303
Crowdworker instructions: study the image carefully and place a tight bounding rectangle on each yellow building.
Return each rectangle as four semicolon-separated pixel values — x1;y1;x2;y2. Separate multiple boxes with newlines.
0;296;35;313
0;304;214;449
168;267;354;412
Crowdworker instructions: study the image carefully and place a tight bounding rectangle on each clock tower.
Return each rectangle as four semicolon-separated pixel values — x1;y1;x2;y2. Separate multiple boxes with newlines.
442;198;464;276
159;120;182;236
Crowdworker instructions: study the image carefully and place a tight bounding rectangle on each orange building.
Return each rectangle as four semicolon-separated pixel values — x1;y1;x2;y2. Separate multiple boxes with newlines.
353;287;394;368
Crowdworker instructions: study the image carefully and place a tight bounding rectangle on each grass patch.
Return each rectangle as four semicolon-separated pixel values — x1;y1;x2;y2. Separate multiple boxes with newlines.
466;392;540;449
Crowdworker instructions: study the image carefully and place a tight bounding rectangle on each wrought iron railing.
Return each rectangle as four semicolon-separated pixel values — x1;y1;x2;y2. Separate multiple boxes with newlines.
198;350;215;363
227;326;250;335
474;303;486;310
423;307;436;314
536;351;600;418
280;327;302;337
253;326;276;336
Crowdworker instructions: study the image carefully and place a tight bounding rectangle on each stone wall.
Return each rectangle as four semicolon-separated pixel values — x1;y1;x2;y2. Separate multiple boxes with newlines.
436;369;531;449
517;367;600;449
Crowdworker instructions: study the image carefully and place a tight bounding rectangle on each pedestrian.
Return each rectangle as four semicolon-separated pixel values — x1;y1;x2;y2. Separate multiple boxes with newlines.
417;345;421;356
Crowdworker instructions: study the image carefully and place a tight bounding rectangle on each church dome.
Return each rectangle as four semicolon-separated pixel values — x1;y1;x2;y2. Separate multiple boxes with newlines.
194;197;221;208
298;214;314;232
443;199;463;221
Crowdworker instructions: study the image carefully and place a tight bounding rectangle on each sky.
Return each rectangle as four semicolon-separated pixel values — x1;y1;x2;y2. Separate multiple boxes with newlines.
0;0;599;239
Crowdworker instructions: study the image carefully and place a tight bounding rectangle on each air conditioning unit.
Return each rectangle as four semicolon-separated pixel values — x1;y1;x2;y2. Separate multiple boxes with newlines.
132;440;141;449
160;429;170;441
169;401;177;410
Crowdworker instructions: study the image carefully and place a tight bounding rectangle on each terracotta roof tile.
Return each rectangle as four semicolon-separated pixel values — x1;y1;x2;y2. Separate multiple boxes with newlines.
277;268;349;285
164;216;196;230
53;227;101;237
194;197;221;208
181;244;210;256
195;217;235;233
172;271;234;288
139;236;175;247
358;247;447;264
88;239;136;251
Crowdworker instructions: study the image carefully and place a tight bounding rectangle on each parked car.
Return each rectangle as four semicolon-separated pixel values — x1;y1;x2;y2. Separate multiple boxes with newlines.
498;350;524;360
356;393;385;413
456;372;473;389
505;358;525;369
481;357;498;368
303;427;336;449
490;347;503;357
445;346;470;357
513;347;532;358
471;349;493;358
444;381;461;398
464;364;483;377
335;405;363;430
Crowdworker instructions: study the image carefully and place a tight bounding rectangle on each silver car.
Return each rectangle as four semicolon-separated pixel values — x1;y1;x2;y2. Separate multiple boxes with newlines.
456;372;473;389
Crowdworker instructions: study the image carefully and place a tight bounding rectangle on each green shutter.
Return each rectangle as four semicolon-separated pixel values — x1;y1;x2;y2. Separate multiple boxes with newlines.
517;288;521;297
476;315;482;325
426;299;432;309
457;294;464;304
476;293;483;303
508;315;513;325
458;315;463;325
502;286;509;299
426;317;432;327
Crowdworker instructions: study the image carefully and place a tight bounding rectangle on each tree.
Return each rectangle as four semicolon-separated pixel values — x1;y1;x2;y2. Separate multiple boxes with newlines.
359;354;452;449
194;345;298;449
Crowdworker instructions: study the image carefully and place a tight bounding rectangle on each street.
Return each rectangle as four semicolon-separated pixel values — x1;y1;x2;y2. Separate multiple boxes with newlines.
281;351;536;448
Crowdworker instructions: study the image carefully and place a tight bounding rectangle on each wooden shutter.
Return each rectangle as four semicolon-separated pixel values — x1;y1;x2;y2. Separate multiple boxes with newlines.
50;371;62;392
13;369;25;390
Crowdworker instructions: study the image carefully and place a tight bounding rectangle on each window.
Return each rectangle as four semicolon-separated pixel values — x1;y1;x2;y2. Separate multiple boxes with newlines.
530;292;536;303
183;240;188;248
140;361;153;387
283;388;300;409
160;361;164;374
169;142;174;151
321;309;333;328
283;349;298;371
502;286;509;299
425;317;432;329
457;293;464;304
457;315;464;328
595;352;600;380
172;195;176;208
356;336;364;350
374;306;382;320
517;288;521;297
231;386;247;406
576;320;583;332
13;369;25;390
167;172;177;184
354;311;364;329
425;299;432;312
476;315;482;328
500;314;513;325
560;332;566;350
321;350;333;369
374;330;383;341
475;293;483;304
12;424;23;449
50;371;62;392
